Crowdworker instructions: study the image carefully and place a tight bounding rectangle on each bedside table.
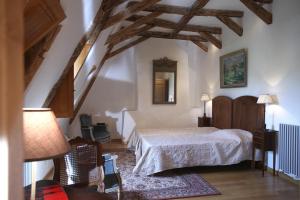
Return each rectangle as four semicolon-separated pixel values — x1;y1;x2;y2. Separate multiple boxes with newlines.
252;129;278;176
198;116;211;127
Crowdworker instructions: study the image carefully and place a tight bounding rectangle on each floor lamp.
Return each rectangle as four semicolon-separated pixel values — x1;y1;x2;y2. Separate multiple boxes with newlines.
23;109;70;200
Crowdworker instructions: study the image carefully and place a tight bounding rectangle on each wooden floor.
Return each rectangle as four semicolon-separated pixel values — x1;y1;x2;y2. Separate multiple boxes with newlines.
103;141;300;200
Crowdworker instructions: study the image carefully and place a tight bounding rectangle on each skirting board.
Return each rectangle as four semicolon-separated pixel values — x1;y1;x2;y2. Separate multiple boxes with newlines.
266;167;300;186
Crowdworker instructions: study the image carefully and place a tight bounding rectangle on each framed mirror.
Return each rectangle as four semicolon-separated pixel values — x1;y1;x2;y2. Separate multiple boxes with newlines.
153;57;177;104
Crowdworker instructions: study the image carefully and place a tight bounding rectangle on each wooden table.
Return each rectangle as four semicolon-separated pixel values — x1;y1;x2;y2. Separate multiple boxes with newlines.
198;116;211;127
64;186;114;200
25;180;114;200
252;129;277;176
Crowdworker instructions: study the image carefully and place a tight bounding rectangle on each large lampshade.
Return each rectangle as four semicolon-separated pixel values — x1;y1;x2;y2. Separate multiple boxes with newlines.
200;94;210;102
257;94;273;104
23;108;70;162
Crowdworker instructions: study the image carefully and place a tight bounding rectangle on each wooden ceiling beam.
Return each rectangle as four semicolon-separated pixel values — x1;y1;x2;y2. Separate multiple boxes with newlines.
43;1;115;107
106;11;161;44
127;15;222;34
191;40;208;52
128;1;244;17
70;45;114;124
102;0;128;11
139;31;208;42
107;36;149;59
173;0;209;34
253;0;273;4
200;32;222;49
104;0;161;29
217;16;243;36
108;24;154;45
240;0;272;24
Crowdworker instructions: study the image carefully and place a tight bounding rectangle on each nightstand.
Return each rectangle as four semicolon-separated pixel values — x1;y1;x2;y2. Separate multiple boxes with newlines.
252;129;278;176
198;116;211;127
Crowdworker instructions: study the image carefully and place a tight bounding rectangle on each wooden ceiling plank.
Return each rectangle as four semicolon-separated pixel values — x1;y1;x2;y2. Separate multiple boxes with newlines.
192;40;208;52
128;1;244;17
104;0;161;29
24;0;66;51
139;31;208;42
200;32;222;49
217;16;243;36
127;15;222;34
106;11;161;44
240;0;272;24
173;0;209;34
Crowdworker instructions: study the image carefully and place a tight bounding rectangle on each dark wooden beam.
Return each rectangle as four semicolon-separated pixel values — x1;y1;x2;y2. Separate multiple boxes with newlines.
128;1;244;17
217;16;243;36
43;1;114;107
173;0;209;34
200;32;222;49
108;24;154;45
192;40;208;52
240;0;272;24
107;36;149;59
104;0;161;29
127;15;222;34
139;31;208;42
106;11;161;44
102;0;128;11
253;0;273;4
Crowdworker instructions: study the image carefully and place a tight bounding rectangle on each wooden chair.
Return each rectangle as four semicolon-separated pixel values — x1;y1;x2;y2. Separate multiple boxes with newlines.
53;137;104;187
53;137;122;199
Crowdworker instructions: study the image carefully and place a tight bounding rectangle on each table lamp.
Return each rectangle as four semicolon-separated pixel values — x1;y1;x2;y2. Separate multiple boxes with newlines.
23;108;70;200
200;93;210;118
257;94;274;130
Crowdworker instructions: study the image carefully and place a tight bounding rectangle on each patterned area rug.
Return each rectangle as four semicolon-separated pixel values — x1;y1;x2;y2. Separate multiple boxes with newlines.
111;150;221;200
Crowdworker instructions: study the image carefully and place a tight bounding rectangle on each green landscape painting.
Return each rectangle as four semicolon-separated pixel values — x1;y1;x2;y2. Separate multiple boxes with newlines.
220;49;247;88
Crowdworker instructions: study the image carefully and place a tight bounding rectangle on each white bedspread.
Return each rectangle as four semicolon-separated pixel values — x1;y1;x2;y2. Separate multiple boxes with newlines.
132;127;253;175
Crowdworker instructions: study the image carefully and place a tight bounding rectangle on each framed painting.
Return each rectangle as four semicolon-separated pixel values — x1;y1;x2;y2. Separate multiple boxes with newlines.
220;49;247;88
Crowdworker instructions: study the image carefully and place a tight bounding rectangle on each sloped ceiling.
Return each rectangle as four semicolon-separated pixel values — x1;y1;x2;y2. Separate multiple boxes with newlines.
105;0;272;57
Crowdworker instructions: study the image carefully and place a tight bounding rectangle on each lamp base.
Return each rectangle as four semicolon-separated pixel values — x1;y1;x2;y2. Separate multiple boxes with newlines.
30;162;36;200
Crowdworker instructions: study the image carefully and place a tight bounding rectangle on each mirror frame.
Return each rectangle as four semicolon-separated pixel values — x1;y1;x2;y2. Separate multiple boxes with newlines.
152;57;177;105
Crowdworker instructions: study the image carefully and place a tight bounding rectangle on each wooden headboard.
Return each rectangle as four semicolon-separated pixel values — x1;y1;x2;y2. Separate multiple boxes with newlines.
212;96;232;129
232;96;265;133
212;95;265;133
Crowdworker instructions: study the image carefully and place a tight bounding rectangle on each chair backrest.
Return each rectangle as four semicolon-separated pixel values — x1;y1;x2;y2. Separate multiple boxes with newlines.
53;137;103;186
80;114;92;127
94;123;108;132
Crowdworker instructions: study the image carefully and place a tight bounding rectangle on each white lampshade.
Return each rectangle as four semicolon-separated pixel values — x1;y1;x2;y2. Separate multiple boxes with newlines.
23;108;70;162
257;94;274;104
200;94;210;102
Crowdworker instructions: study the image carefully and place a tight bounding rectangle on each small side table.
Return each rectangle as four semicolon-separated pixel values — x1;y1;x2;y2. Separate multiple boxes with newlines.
252;129;277;176
198;116;211;127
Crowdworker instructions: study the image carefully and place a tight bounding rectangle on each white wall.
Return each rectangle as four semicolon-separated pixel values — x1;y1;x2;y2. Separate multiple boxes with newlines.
23;0;108;182
70;38;206;141
199;0;300;169
200;0;300;129
70;48;138;139
130;38;203;129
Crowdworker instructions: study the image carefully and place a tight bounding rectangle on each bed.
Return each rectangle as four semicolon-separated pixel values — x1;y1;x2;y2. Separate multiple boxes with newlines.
130;96;265;175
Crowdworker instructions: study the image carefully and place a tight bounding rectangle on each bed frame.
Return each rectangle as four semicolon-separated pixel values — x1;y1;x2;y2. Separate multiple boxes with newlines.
212;96;265;133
